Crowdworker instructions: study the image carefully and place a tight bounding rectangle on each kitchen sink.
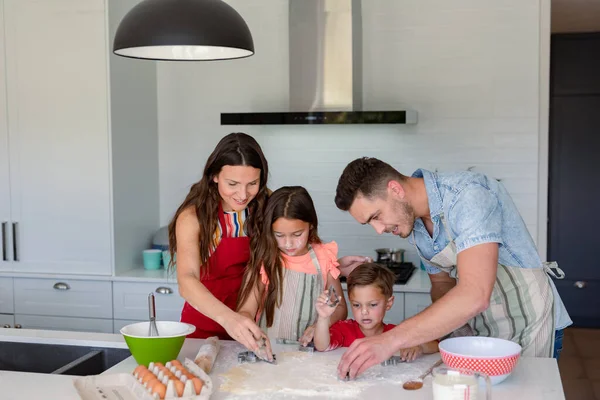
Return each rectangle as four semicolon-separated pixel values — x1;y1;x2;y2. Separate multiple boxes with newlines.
0;341;131;375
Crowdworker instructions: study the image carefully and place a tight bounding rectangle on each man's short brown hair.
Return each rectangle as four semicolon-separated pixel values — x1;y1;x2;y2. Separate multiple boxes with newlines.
347;262;396;298
335;157;406;211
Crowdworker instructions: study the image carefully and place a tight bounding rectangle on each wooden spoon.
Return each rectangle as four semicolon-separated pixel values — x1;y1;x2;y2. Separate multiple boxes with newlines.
402;359;444;390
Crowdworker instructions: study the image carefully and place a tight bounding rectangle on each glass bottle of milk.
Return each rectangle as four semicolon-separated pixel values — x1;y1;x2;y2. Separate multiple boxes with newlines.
432;368;491;400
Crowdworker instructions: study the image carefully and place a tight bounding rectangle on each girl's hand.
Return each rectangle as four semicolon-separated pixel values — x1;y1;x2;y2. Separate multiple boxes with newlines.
299;324;315;346
338;255;373;277
315;290;338;319
222;313;274;361
399;345;423;362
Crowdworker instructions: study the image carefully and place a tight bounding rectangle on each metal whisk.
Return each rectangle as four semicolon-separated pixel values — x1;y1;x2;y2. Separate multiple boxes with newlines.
148;292;160;337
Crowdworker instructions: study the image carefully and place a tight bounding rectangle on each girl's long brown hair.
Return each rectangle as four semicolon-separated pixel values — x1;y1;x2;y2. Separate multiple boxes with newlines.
167;133;269;277
237;186;321;327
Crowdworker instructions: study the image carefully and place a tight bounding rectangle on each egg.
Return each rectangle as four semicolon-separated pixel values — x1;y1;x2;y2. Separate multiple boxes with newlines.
170;360;182;367
152;382;167;399
173;379;185;396
146;377;160;390
154;362;165;369
184;371;196;380
191;377;204;395
133;365;148;378
142;372;156;385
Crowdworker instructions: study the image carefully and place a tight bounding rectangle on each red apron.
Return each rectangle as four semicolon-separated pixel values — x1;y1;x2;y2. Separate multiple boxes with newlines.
180;204;250;339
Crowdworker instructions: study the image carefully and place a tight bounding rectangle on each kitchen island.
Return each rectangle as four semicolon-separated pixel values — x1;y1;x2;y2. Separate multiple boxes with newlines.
0;329;565;399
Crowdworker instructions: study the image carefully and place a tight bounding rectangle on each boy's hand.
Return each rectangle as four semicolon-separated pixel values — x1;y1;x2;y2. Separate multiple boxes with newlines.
315;290;338;319
399;345;423;362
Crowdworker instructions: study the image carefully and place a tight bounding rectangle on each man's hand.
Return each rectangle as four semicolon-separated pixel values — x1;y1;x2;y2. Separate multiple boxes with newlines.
338;255;373;277
337;332;396;380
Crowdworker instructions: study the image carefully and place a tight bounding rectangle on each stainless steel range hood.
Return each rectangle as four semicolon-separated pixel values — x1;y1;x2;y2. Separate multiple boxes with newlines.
221;0;417;125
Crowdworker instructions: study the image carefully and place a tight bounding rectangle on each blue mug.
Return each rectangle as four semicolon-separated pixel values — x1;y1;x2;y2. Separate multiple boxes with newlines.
143;249;162;270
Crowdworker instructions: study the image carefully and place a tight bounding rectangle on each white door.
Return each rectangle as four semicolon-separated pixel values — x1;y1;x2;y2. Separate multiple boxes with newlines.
0;1;13;271
3;0;112;274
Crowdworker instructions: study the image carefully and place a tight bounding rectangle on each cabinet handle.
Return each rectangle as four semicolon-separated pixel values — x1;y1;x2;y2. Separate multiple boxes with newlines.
12;222;18;262
14;324;21;329
574;281;587;289
53;282;70;290
155;286;173;295
1;222;6;261
2;324;10;328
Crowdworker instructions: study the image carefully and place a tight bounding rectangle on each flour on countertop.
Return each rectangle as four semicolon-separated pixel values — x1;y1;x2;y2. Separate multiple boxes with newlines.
216;350;440;399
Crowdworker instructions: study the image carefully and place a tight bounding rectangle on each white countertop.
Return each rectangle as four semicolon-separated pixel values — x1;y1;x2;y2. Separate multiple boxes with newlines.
0;330;565;400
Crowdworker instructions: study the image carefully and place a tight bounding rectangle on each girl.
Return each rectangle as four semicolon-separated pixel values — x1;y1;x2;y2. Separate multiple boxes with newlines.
168;132;270;353
237;186;348;345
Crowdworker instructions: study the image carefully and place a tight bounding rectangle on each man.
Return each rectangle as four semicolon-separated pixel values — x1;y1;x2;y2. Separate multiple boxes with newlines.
334;157;571;379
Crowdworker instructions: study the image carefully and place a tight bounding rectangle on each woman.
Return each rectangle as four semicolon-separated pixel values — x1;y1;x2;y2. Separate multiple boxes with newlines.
168;132;269;352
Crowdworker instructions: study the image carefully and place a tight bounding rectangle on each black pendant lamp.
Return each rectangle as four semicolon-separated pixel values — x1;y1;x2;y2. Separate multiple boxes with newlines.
113;0;254;61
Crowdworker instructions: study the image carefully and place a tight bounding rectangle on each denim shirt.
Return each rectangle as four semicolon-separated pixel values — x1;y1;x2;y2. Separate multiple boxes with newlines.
408;169;572;330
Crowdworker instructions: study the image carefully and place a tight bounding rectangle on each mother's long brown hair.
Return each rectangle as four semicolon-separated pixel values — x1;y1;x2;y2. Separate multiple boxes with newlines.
167;133;269;277
238;186;321;327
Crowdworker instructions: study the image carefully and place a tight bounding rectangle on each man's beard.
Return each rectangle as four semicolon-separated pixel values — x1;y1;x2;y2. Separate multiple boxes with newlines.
393;199;415;238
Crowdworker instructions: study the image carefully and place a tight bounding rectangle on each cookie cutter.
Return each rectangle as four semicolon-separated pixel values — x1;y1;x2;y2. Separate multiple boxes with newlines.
326;285;340;307
381;355;405;366
237;351;277;364
275;338;315;353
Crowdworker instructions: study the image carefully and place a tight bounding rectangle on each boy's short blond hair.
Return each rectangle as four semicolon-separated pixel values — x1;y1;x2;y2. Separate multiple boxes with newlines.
347;263;396;298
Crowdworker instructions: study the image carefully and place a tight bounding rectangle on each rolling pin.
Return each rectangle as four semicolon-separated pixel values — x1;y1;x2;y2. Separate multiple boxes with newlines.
193;336;221;374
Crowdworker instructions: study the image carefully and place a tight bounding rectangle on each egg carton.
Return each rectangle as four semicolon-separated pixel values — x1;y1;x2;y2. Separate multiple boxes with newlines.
73;358;212;400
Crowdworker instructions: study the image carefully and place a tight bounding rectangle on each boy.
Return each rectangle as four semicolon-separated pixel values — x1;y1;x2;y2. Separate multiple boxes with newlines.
314;263;438;361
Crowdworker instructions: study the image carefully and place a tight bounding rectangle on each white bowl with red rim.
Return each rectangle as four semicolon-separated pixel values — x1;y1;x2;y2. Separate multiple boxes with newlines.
439;336;522;385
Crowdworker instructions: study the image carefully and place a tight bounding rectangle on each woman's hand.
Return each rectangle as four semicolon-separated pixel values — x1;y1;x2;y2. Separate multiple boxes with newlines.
222;313;274;361
399;345;423;362
338;255;373;277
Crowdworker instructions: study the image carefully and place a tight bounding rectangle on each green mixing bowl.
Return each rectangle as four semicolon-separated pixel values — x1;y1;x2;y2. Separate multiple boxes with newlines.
120;321;196;366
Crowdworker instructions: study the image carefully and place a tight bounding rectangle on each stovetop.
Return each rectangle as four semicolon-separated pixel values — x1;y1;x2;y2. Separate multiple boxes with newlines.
339;262;415;285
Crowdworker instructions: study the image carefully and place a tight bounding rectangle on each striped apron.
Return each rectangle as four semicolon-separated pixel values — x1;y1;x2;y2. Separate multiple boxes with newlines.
413;213;565;357
259;245;325;341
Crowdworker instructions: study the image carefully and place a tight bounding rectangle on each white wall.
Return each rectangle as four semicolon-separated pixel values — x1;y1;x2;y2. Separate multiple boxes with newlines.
158;0;543;266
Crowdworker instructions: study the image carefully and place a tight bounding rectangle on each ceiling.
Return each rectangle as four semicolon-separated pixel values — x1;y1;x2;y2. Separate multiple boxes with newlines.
552;0;600;33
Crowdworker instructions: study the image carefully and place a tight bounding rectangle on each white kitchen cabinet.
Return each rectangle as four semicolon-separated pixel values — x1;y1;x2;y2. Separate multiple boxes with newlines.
385;292;405;324
404;293;432;319
113;319;144;334
0;313;14;327
14;278;112;319
0;0;159;276
0;2;11;271
0;277;13;313
113;282;184;322
3;0;112;274
14;314;113;333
